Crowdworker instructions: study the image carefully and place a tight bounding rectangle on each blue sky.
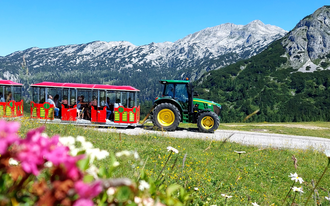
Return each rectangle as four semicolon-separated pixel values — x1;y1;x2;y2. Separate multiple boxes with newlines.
0;0;328;56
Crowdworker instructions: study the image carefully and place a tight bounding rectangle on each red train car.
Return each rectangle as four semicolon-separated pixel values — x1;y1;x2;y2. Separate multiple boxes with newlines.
30;82;140;127
0;80;24;118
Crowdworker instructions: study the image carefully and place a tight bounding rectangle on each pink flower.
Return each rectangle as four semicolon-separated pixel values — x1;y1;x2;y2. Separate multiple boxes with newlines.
0;120;20;154
63;155;84;180
44;144;70;165
73;198;93;206
74;180;102;199
16;127;48;175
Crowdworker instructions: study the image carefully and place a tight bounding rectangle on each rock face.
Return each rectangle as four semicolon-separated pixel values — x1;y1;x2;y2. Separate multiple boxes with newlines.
282;6;330;72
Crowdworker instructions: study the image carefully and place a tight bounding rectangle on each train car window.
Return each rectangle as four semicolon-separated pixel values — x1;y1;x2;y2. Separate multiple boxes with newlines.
5;86;11;102
33;87;38;103
70;88;76;105
39;88;45;103
77;89;90;107
13;86;21;101
91;91;98;107
100;90;106;106
62;89;68;105
129;92;135;108
121;92;127;107
107;91;116;106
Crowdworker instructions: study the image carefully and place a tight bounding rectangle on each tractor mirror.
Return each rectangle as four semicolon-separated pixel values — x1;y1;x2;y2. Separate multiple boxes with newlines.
193;91;199;97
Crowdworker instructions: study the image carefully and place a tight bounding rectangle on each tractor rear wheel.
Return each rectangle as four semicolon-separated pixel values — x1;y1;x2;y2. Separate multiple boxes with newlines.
152;103;181;131
197;112;220;133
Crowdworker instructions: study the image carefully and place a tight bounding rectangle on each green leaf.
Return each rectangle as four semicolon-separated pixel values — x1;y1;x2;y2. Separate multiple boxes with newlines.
77;157;90;171
83;174;94;183
115;186;132;202
166;184;181;196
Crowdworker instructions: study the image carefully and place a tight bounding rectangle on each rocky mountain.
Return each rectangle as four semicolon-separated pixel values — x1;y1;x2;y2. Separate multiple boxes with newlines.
195;6;330;123
0;20;286;101
282;6;330;72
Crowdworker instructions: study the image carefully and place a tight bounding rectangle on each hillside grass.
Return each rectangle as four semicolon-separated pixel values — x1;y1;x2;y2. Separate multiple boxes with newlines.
15;118;330;205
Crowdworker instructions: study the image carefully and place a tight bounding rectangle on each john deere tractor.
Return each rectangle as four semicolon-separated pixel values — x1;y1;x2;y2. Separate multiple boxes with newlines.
149;79;221;133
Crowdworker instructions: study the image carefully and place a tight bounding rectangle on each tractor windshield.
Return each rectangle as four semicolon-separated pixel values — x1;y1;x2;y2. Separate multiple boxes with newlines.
174;84;188;103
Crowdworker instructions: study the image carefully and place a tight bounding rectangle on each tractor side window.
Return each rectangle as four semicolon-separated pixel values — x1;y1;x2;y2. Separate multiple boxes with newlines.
164;84;175;98
175;84;188;103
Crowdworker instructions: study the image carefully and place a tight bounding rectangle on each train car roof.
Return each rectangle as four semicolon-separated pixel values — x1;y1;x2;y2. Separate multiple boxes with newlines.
0;80;23;86
31;82;140;91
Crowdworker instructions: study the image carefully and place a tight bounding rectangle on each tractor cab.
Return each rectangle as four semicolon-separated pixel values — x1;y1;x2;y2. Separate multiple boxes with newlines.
152;79;221;133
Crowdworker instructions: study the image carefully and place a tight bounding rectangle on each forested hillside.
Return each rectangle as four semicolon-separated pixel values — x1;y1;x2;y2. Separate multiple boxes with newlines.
195;39;330;122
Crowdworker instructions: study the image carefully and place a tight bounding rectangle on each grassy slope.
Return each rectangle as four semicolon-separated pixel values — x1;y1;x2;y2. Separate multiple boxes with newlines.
17;118;330;205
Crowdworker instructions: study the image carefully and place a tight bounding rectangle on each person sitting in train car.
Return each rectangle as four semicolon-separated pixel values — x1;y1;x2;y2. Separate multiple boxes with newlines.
0;92;5;102
6;92;13;102
106;97;112;120
61;96;68;106
47;94;60;117
54;94;60;107
86;97;97;120
77;96;86;119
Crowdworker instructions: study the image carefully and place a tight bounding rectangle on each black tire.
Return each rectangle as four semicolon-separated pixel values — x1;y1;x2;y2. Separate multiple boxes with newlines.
152;103;181;131
197;112;220;133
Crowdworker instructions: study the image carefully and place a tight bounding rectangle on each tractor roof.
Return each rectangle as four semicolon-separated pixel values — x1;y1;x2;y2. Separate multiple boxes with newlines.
160;80;190;84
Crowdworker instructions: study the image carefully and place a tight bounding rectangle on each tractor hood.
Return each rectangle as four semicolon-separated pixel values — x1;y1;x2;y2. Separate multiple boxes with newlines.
193;98;221;109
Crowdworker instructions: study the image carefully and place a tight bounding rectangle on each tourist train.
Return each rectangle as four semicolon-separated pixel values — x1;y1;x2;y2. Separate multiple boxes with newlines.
2;80;140;128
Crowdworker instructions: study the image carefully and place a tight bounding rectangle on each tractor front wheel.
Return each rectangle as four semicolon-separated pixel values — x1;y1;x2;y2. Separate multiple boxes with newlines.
197;112;220;133
152;103;181;131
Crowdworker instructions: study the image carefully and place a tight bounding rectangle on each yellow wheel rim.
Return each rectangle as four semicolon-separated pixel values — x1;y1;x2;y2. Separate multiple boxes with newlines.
157;109;175;127
201;116;214;129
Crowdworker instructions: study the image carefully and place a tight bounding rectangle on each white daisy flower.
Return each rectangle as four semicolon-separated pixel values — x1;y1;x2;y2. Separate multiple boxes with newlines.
116;150;132;157
138;180;150;191
113;161;120;167
221;194;232;198
325;196;330;201
167;146;179;153
324;150;330;158
251;202;259;206
289;172;304;184
292;186;304;193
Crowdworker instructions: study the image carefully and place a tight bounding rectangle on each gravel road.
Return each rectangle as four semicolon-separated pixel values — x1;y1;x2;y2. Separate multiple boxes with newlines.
97;127;330;152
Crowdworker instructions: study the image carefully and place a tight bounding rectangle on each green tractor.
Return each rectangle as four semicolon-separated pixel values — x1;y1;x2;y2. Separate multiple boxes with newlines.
147;79;221;133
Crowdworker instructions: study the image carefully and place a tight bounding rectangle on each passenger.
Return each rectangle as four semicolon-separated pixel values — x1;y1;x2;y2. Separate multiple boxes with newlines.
47;94;60;117
53;94;60;107
53;94;61;118
106;97;112;120
87;97;97;120
61;96;68;105
77;96;85;119
6;92;12;102
0;92;4;102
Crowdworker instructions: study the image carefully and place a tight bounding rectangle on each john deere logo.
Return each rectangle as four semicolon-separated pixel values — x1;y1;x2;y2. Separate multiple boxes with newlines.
44;103;50;109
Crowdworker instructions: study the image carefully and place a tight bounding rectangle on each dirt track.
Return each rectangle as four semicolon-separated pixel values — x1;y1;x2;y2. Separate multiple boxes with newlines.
97;126;330;152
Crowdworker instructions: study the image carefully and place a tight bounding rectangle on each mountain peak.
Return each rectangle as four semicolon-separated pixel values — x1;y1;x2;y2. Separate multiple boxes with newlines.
282;5;330;70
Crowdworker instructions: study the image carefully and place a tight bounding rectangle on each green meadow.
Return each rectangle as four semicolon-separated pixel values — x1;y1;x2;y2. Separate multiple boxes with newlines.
18;118;330;205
